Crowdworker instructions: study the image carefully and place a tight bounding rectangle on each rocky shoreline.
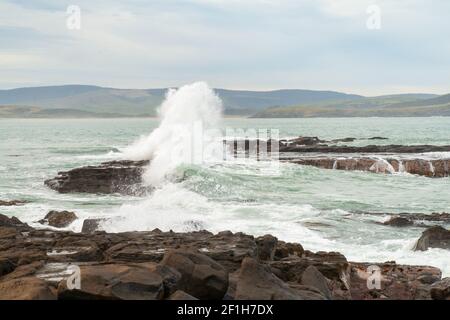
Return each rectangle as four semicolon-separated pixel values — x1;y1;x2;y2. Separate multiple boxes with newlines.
1;213;449;300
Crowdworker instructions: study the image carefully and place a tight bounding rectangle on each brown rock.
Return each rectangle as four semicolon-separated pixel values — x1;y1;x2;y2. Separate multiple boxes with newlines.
235;257;325;300
256;234;277;261
0;200;28;206
58;263;179;300
414;226;450;251
81;218;105;233
430;278;450;300
0;277;56;300
160;249;228;300
301;265;332;299
168;290;198;300
383;217;413;227
39;210;78;228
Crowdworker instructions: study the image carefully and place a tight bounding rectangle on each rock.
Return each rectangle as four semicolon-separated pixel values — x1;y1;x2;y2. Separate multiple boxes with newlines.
0;258;16;277
383;217;413;227
256;234;277;261
81;219;105;233
0;200;28;206
168;290;198;300
235;257;325;300
414;226;450;251
0;277;56;300
39;210;78;228
160;249;228;300
58;263;179;300
289;136;325;146
0;213;31;230
274;241;304;260
288;157;450;178
368;137;388;140
349;262;442;300
430;278;450;300
45;160;150;195
301;265;332;299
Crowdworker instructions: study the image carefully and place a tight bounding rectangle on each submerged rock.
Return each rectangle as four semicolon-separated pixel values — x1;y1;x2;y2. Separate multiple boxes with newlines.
39;210;78;228
383;216;414;227
0;200;28;206
414;226;450;251
45;160;150;195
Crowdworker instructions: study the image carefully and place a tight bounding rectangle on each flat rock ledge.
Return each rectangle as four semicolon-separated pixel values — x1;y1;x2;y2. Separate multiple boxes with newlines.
286;157;450;177
45;160;150;195
0;213;447;300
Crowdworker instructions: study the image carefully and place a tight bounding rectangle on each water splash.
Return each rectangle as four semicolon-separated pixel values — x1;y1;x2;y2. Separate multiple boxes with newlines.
122;82;223;186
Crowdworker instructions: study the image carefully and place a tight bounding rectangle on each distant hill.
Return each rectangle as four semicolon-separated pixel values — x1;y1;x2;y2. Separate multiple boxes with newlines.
1;85;447;118
251;93;450;118
0;85;363;117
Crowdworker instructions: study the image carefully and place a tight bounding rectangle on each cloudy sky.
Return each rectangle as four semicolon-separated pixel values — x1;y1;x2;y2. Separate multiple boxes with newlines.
0;0;449;95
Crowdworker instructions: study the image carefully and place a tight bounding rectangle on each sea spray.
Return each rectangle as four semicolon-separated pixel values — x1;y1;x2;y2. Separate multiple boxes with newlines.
122;82;223;186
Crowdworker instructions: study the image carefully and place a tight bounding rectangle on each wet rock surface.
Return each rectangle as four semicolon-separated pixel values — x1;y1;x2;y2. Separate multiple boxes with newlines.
45;160;150;194
414;226;450;251
39;210;78;228
0;200;28;206
0;213;446;300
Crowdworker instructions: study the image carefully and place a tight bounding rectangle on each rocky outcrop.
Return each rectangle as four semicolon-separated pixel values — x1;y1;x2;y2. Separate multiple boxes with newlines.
45;160;150;195
430;278;450;300
287;157;450;177
383;217;414;227
39;210;78;228
414;226;450;251
0;200;28;206
0;214;446;300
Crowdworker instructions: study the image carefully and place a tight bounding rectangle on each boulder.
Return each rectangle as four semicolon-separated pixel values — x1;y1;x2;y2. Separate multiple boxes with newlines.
414;226;450;251
81;218;105;233
58;263;180;300
0;213;31;230
160;249;228;300
45;160;150;195
256;234;277;261
235;257;325;300
0;277;56;300
430;278;450;300
39;210;77;228
301;265;332;299
383;217;413;227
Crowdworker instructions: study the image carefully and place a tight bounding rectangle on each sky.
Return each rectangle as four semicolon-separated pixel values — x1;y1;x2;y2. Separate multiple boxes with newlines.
0;0;449;96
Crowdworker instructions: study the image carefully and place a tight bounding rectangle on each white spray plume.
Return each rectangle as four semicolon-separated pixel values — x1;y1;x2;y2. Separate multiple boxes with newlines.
122;81;223;186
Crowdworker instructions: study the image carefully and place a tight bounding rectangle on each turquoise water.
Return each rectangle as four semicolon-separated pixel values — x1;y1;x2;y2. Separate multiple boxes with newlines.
1;118;450;275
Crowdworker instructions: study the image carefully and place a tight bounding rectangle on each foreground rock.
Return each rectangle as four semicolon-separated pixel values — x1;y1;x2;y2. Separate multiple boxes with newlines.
414;226;450;251
0;213;446;300
45;160;150;194
430;278;450;300
39;210;78;228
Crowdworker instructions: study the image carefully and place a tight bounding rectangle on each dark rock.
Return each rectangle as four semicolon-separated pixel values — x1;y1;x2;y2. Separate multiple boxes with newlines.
256;234;277;261
0;277;56;300
414;226;450;251
274;241;304;260
0;258;16;277
0;200;28;206
301;265;332;299
368;137;388;140
58;263;178;300
45;160;150;195
81;219;105;233
235;257;325;300
160;249;228;300
430;278;450;300
39;210;78;228
168;290;198;300
0;213;31;230
383;217;413;227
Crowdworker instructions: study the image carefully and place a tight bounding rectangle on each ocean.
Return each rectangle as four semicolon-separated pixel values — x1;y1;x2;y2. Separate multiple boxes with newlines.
1;116;450;275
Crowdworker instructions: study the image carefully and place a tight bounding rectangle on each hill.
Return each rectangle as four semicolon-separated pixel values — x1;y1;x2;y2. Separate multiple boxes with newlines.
0;85;363;117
